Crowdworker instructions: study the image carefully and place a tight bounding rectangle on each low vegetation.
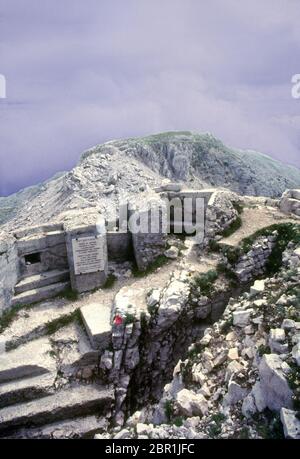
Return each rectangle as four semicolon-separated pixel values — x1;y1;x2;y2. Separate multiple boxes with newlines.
132;255;169;278
190;270;218;297
102;274;117;289
45;309;82;335
219;215;242;238
0;303;34;333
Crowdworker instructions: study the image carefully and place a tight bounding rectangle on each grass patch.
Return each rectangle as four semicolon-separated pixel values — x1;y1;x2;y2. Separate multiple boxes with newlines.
190;270;218;297
102;274;117;289
59;287;79;301
207;413;227;438
232;201;244;215
132;255;169;278
252;410;284;439
257;344;271;357
45;309;82;335
216;263;238;287
208;239;221;253
0;303;35;333
220;215;242;238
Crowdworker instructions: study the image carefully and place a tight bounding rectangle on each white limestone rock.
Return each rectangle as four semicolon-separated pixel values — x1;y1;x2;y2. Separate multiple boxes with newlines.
280;408;300;439
258;354;293;411
233;309;253;327
175;389;209;417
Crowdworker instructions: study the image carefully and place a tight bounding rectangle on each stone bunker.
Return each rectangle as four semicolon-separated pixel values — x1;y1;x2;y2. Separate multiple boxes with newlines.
0;187;217;316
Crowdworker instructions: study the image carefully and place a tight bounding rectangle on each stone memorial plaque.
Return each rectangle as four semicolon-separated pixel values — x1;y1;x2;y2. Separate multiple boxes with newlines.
72;236;104;275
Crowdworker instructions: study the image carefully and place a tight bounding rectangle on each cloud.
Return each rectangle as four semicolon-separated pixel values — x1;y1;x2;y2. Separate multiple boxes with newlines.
0;0;300;195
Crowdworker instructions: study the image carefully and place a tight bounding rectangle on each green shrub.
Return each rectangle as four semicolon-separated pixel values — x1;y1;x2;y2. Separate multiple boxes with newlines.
173;417;184;427
132;255;169;278
216;263;238;286
208;239;221;253
232;201;244;215
207;413;226;438
219;317;233;334
257;344;271;357
164;400;174;421
191;270;218;296
124;312;136;325
220;216;242;238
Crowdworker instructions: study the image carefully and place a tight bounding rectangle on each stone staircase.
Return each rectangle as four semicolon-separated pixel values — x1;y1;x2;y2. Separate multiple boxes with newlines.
0;337;114;438
0;385;114;437
11;269;70;307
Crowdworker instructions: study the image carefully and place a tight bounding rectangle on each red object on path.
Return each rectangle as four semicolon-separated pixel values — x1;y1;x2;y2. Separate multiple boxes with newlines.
114;315;123;325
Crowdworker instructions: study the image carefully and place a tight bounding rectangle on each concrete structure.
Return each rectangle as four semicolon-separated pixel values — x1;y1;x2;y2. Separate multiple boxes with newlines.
80;303;111;350
0;186;224;316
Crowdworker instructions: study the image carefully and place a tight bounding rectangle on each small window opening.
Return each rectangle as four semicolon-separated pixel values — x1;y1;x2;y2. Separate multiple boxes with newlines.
24;253;41;265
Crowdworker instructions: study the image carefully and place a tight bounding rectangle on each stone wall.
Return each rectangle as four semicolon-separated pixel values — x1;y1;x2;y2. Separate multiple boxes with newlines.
99;272;241;423
280;189;300;216
223;232;277;283
0;234;19;314
129;196;168;271
205;190;240;241
15;226;68;277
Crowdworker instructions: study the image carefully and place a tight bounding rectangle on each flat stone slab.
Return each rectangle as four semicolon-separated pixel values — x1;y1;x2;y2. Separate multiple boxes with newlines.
0;338;56;384
0;373;56;408
280;408;300;439
0;384;114;433
11;281;70;307
6;414;108;439
15;270;70;294
80;303;112;350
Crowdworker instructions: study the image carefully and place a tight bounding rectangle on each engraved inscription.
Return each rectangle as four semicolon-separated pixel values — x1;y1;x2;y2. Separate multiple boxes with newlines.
72;236;104;275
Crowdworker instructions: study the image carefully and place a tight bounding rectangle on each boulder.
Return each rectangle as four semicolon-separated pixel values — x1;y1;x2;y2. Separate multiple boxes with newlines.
280;408;300;439
250;280;265;295
292;343;300;366
233;309;253;327
164;246;179;259
258;354;293;411
224;381;248;406
176;389;209;417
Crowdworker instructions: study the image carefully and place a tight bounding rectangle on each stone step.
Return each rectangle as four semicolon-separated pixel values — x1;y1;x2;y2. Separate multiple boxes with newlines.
15;269;70;295
0;338;56;384
5;415;108;439
0;384;114;434
0;373;56;408
80;303;112;351
11;281;70;307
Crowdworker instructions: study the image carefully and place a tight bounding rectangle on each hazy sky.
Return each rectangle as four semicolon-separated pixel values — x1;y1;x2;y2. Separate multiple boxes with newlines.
0;0;300;196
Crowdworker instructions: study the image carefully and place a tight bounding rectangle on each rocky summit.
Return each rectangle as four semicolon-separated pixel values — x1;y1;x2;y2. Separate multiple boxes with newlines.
1;132;300;231
0;132;300;440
